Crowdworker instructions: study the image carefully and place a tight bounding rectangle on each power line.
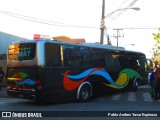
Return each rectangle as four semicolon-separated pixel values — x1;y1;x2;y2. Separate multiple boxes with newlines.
110;0;138;21
0;10;158;30
122;27;159;30
105;26;159;30
106;0;129;20
113;28;124;47
0;10;98;29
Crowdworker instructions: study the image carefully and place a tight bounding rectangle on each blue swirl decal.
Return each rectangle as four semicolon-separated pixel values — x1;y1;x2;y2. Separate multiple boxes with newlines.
67;68;125;88
67;68;95;79
15;79;36;86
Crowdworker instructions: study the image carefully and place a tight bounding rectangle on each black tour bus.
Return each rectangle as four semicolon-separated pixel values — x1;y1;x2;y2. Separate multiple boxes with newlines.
6;39;148;102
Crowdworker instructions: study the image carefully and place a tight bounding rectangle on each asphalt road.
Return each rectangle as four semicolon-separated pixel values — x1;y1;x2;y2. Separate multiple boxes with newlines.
0;85;160;120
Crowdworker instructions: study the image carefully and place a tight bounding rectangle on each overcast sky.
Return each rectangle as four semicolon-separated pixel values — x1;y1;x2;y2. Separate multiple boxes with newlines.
0;0;159;58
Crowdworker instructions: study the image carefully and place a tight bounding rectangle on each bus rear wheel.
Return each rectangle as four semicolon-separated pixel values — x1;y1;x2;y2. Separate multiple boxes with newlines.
79;85;91;102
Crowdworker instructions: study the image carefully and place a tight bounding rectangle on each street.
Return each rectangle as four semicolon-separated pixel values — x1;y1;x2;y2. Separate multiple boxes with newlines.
0;85;160;120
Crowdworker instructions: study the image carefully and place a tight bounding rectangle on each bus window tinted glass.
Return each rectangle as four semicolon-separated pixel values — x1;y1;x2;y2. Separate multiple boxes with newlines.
92;48;105;66
63;45;79;67
118;53;146;71
45;43;61;67
105;52;121;72
8;43;36;60
79;47;91;67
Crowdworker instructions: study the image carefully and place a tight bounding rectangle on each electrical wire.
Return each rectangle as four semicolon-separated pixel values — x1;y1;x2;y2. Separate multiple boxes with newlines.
110;0;138;21
123;27;159;29
0;10;98;29
105;26;159;30
0;9;158;30
106;0;129;20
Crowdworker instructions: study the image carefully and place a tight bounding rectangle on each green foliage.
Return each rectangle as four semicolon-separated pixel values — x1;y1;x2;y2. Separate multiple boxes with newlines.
152;28;160;65
153;33;160;42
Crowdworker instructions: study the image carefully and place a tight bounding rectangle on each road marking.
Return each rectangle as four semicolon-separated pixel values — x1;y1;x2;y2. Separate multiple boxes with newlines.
142;92;153;101
0;102;7;104
127;92;136;101
97;97;104;101
111;93;121;100
139;85;151;89
0;98;23;102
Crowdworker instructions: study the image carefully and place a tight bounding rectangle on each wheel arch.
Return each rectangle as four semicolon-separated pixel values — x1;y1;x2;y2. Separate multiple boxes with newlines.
131;76;141;91
133;76;141;85
77;82;92;100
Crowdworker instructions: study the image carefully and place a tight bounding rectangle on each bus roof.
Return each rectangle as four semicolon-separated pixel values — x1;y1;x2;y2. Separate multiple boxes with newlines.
11;39;145;55
81;43;125;51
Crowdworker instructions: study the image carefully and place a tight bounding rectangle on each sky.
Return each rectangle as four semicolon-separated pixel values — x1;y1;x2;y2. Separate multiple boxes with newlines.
0;0;160;58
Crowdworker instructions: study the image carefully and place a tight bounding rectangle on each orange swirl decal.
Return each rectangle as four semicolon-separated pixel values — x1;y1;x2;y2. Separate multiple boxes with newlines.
63;68;142;91
63;68;103;91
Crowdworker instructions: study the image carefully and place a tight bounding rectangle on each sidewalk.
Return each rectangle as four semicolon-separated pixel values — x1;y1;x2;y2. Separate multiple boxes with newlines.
0;86;8;98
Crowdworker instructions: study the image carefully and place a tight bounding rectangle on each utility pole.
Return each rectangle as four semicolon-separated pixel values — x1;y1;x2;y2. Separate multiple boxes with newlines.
100;0;105;44
113;28;124;47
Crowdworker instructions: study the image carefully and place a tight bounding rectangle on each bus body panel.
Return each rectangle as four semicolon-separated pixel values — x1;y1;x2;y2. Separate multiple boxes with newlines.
6;40;148;102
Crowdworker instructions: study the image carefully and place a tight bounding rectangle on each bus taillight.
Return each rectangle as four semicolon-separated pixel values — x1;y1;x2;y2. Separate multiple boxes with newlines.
36;80;41;86
36;80;42;90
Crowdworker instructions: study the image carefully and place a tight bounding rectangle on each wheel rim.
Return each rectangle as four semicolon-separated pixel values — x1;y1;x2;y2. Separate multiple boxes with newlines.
81;88;89;100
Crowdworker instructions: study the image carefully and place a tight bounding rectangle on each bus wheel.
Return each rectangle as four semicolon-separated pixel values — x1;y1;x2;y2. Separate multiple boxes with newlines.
132;79;139;91
79;85;91;102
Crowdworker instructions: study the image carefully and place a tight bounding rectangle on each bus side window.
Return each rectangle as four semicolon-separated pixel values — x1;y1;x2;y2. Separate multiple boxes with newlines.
79;47;91;67
128;58;138;68
92;48;105;67
138;57;147;72
45;43;61;67
105;52;121;72
105;53;112;71
63;45;80;67
63;45;71;66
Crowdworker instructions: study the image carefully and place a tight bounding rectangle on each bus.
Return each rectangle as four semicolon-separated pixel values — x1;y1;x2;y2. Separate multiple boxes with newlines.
6;39;148;102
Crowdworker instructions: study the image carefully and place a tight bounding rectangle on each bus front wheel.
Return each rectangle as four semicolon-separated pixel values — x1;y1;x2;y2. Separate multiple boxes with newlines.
79;85;91;102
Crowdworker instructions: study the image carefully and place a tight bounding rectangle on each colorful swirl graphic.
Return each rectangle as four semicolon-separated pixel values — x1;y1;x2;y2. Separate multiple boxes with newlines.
63;68;141;91
12;72;29;80
11;72;36;87
63;68;103;91
15;79;36;86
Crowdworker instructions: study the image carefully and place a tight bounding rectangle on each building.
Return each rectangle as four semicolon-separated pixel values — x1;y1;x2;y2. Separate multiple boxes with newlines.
0;31;28;86
0;31;28;55
52;36;85;44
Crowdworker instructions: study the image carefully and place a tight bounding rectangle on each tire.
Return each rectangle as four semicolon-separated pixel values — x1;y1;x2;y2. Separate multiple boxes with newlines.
79;85;91;102
132;79;139;91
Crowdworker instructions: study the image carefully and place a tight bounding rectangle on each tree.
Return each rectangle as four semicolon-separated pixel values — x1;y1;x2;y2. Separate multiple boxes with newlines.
152;28;160;66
